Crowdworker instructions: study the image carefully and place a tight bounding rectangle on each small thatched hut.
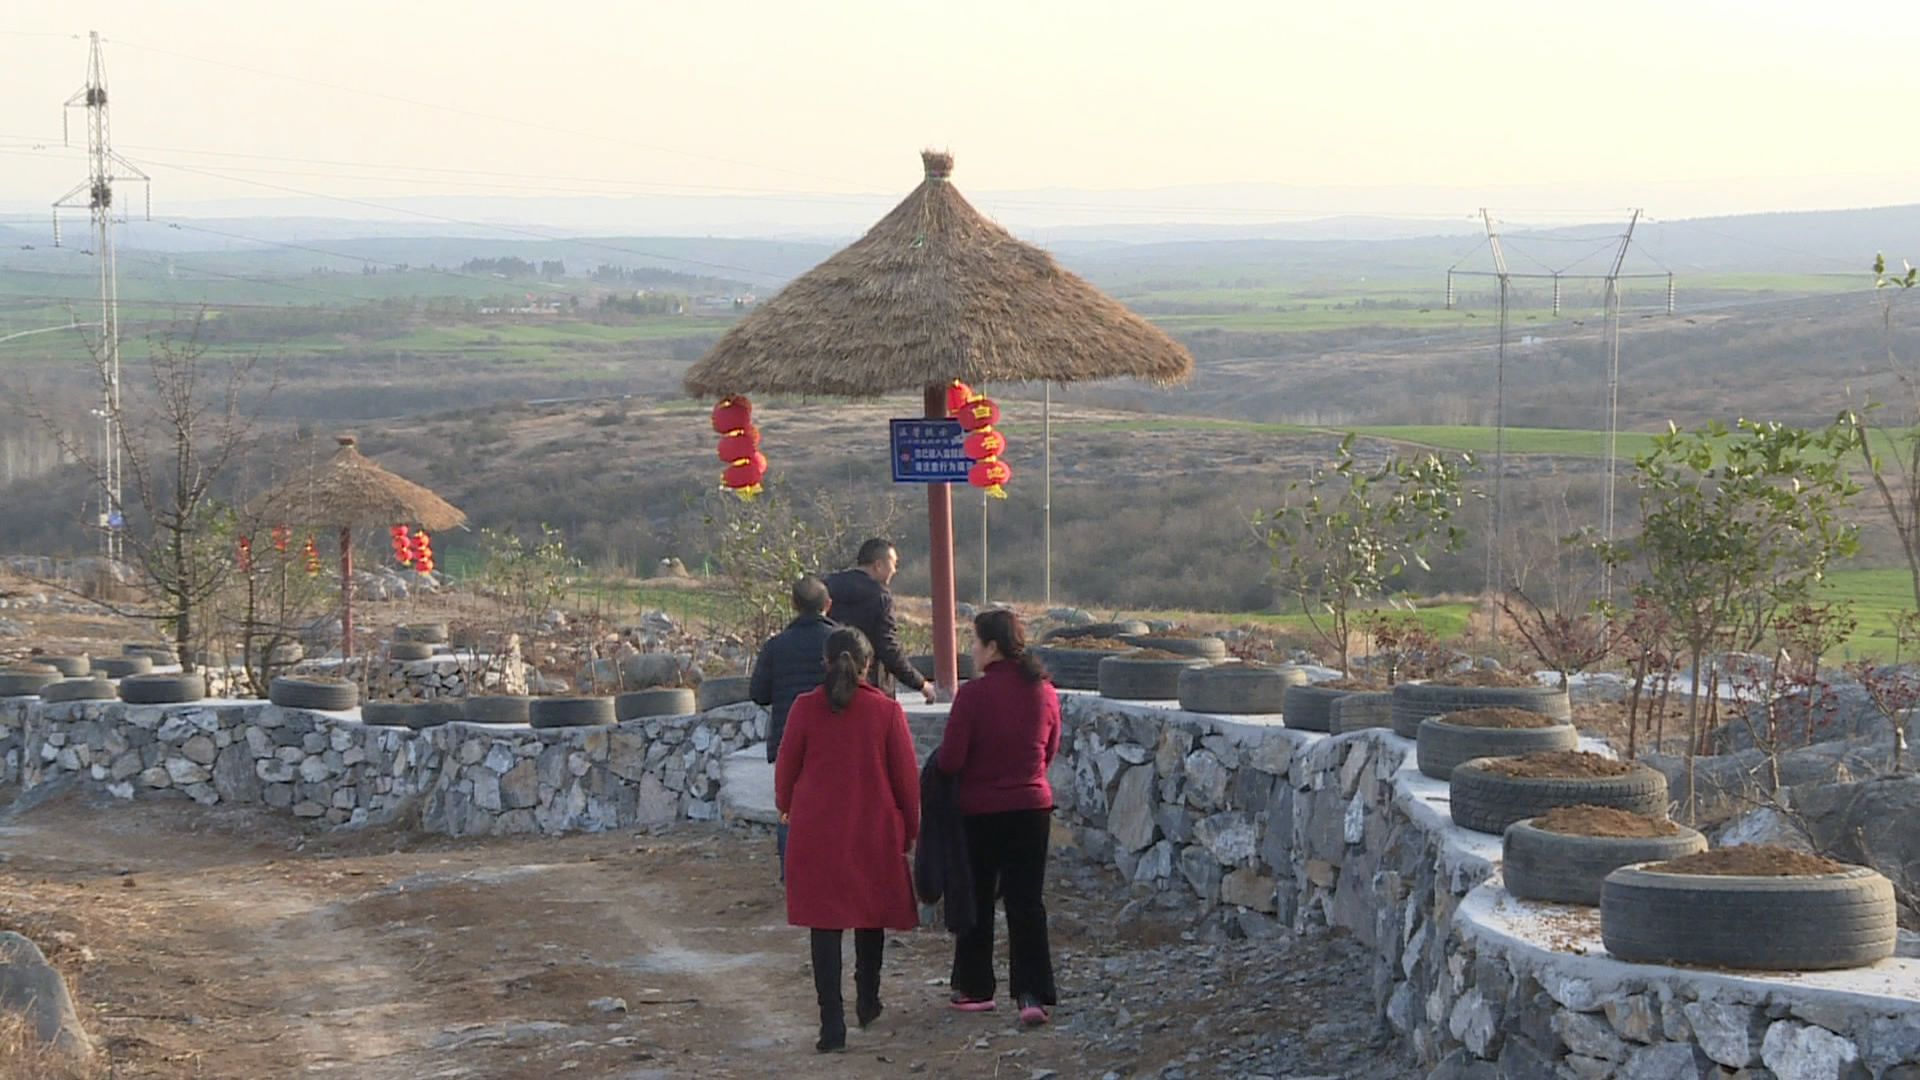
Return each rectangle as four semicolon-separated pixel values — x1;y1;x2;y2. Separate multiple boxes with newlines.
261;436;465;657
683;151;1194;693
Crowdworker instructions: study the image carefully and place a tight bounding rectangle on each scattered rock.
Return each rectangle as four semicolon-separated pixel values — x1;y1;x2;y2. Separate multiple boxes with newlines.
0;932;91;1059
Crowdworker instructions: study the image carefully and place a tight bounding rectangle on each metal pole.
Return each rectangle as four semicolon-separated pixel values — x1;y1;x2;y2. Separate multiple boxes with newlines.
1043;382;1052;609
339;525;355;660
1601;211;1641;604
982;487;989;607
924;386;958;701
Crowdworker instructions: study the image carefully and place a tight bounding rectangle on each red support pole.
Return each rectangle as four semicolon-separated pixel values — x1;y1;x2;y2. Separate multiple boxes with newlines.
339;525;355;659
924;386;959;701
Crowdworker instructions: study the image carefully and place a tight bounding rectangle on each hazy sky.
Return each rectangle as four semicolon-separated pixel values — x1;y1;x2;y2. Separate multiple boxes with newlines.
2;0;1917;224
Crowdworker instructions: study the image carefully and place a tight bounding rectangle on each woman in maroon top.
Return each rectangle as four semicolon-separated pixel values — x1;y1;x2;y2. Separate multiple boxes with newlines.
776;627;921;1053
934;609;1062;1025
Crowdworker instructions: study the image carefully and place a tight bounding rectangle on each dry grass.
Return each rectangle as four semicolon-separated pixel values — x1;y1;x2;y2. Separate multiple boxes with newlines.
0;1016;100;1080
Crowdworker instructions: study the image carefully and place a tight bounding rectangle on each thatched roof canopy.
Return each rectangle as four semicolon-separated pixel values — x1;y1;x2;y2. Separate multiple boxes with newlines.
261;436;466;531
682;151;1195;399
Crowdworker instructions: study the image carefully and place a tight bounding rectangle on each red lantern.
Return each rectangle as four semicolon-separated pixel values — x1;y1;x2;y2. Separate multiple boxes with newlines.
711;395;753;435
958;397;1000;432
964;429;1007;461
946;380;976;414
969;457;1012;499
391;524;414;567
723;452;768;497
237;535;253;573
716;424;761;463
411;531;434;574
302;536;322;577
271;524;291;552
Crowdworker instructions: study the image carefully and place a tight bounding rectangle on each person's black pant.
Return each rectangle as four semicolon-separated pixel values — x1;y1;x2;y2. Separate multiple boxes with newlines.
950;808;1057;1005
810;928;883;1015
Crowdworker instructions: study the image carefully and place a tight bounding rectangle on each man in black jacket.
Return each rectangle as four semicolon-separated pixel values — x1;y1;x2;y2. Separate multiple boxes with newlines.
750;575;836;883
824;538;937;705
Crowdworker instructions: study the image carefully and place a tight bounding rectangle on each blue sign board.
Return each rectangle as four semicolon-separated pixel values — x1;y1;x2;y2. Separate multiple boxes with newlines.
890;418;970;483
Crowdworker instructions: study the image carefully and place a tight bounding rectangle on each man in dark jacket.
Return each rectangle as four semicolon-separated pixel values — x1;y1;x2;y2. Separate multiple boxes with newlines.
824;538;937;705
750;575;836;883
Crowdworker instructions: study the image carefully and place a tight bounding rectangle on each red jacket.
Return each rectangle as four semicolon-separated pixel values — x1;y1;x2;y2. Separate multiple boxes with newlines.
936;660;1062;816
775;683;921;931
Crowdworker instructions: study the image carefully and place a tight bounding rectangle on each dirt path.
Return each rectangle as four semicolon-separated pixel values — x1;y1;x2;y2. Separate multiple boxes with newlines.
0;790;1413;1079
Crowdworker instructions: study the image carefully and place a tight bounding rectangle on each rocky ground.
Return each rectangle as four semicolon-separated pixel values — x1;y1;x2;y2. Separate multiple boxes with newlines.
0;787;1414;1080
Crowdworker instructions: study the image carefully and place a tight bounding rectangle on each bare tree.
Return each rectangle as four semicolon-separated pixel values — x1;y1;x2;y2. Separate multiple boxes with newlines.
16;314;272;661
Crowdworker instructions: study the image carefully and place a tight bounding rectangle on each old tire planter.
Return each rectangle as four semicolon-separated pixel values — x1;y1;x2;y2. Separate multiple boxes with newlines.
529;696;616;729
617;687;697;720
40;678;116;703
1503;819;1706;906
1390;681;1570;740
117;673;206;705
1448;758;1668;836
1176;664;1304;714
1031;645;1134;691
38;656;91;678
92;655;152;679
910;653;976;682
1332;691;1394;733
409;700;465;729
696;675;753;712
359;701;415;727
1416;716;1580;781
1120;634;1229;661
395;622;449;644
1042;621;1150;643
1601;863;1897;970
388;641;435;661
123;643;180;665
268;676;359;712
460;696;532;725
1282;684;1356;733
1098;655;1209;701
0;667;60;696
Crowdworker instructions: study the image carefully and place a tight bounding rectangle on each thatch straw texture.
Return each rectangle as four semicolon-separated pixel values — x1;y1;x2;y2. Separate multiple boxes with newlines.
261;437;466;531
683;151;1194;398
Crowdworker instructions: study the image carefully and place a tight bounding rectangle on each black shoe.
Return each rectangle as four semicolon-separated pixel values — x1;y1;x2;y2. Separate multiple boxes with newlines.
856;995;883;1029
816;1010;847;1053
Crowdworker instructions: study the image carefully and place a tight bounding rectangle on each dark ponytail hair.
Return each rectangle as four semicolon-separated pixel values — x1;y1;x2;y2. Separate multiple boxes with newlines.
974;609;1047;683
823;627;874;711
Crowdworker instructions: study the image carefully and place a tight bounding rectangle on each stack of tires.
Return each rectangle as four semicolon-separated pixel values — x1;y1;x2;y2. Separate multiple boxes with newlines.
390;623;447;661
1389;678;1569;740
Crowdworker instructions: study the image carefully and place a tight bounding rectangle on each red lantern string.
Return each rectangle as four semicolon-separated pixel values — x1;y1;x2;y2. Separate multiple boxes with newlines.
713;396;767;500
302;536;322;577
954;385;1012;498
391;524;414;568
237;535;253;573
411;530;435;575
271;524;291;553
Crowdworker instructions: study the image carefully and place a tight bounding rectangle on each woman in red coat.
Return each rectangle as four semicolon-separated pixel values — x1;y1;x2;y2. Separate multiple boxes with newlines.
774;626;921;1053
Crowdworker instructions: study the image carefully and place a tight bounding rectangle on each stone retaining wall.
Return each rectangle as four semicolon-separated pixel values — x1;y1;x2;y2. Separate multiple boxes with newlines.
0;696;762;835
1052;693;1920;1079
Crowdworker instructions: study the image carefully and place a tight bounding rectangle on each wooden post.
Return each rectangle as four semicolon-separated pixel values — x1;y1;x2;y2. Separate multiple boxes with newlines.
339;525;354;659
924;386;958;701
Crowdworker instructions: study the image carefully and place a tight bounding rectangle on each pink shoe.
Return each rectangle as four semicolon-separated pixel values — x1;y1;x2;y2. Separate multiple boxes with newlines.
948;994;997;1013
1018;997;1050;1027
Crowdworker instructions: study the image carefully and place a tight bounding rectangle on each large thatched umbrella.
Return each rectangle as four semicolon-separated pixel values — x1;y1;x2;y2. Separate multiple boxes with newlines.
684;150;1193;695
260;435;465;658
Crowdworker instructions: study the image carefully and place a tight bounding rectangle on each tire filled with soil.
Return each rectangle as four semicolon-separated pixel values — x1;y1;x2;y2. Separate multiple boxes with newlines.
459;695;532;725
616;687;698;720
1032;641;1138;691
92;655;153;679
359;701;416;727
37;656;91;678
1041;621;1150;643
40;677;117;703
388;641;435;661
529;696;617;729
1331;691;1394;733
1416;708;1580;781
117;673;207;705
1601;846;1898;970
1176;662;1306;714
1503;805;1705;905
395;622;449;644
0;665;61;697
1283;681;1378;734
1119;632;1229;661
696;675;753;712
1097;652;1211;701
1390;673;1571;740
269;676;359;712
1448;751;1667;835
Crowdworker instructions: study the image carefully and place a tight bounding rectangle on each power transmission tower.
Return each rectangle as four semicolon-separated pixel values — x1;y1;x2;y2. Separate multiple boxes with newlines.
52;30;149;564
1446;210;1669;623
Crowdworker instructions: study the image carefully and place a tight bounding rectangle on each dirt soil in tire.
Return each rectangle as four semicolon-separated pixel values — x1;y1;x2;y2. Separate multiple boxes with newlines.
1439;708;1562;729
1483;751;1634;779
0;789;1416;1079
1428;671;1538;689
1320;678;1385;691
1532;805;1679;838
1647;845;1847;877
